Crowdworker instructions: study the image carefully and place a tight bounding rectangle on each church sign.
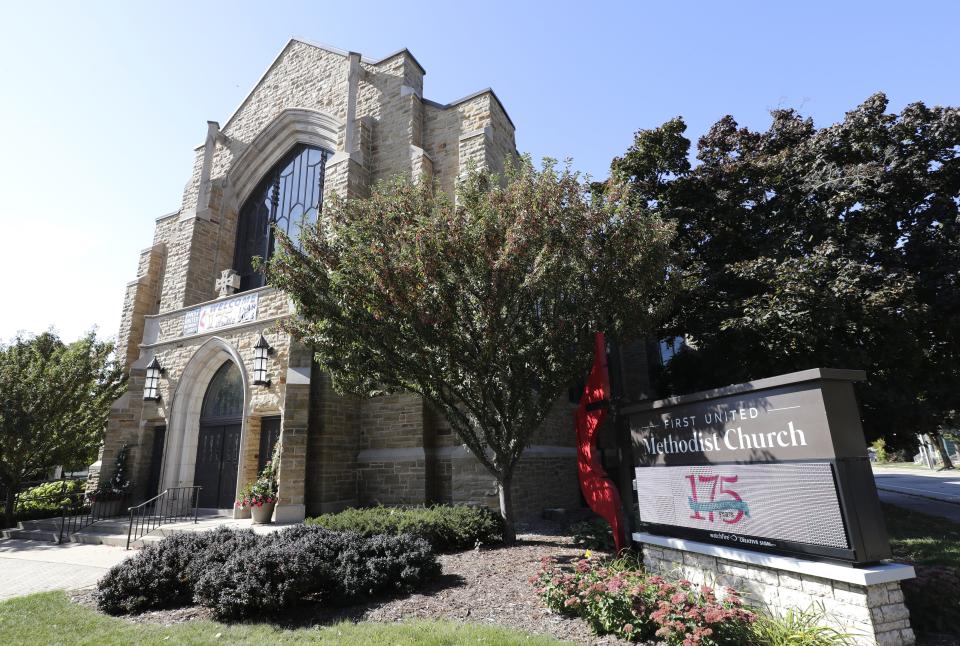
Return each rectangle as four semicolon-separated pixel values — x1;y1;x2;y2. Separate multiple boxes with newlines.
182;292;259;336
624;368;891;564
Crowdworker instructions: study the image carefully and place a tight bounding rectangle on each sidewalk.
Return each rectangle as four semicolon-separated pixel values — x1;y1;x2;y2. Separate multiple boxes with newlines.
872;464;960;523
0;539;132;601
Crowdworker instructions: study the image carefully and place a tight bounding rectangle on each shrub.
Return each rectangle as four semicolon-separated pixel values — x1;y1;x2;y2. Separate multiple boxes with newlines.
193;527;338;619
194;526;440;619
335;532;440;601
12;480;87;522
569;518;616;552
306;504;504;552
97;525;440;620
870;439;888;463
747;603;855;645
96;529;238;614
531;554;755;644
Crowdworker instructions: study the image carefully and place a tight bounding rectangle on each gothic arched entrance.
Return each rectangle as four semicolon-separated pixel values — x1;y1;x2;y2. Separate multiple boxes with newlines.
195;361;244;508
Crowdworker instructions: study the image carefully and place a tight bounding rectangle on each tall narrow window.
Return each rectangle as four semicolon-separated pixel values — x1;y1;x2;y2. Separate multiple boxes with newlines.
233;144;329;291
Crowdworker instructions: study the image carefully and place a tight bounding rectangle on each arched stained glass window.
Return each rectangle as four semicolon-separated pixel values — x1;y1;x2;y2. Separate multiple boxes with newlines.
201;361;244;420
233;144;330;291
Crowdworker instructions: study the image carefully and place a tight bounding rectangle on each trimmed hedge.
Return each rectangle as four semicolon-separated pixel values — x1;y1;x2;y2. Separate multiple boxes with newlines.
96;526;439;619
305;504;504;552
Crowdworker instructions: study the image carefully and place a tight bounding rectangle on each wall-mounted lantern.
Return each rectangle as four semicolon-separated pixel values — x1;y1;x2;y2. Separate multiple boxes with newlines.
143;356;165;401
253;334;274;386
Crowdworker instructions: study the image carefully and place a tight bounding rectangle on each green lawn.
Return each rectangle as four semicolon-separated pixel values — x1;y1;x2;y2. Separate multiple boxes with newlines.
0;591;570;646
883;502;960;567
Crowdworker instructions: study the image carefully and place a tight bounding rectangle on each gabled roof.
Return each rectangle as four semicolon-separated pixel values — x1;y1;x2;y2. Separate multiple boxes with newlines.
424;87;516;131
213;38;511;144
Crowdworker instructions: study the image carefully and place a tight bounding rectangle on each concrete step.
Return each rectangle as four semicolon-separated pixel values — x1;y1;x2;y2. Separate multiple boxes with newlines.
70;531;130;548
3;510;233;547
17;519;64;531
1;527;61;541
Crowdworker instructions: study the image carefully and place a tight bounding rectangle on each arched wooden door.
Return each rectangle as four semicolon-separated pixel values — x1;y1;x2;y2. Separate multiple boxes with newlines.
194;361;243;508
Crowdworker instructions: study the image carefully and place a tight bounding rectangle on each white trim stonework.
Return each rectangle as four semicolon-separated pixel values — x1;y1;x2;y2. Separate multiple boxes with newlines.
161;337;251;519
226;107;342;209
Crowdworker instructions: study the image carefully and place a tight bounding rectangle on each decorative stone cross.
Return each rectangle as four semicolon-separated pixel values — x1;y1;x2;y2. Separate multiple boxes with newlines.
216;269;241;298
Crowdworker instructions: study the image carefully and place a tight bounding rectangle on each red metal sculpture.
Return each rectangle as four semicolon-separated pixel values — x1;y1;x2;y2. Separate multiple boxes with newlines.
574;332;628;552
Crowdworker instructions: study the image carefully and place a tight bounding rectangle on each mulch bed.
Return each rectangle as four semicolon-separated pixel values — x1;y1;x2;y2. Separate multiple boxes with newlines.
71;525;639;645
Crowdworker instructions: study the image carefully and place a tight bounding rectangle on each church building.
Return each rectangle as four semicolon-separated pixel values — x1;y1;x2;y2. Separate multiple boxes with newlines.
91;39;588;523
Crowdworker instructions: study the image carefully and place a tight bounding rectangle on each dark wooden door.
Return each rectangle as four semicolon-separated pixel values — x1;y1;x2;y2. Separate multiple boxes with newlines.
145;426;166;498
258;416;281;472
219;424;241;507
195;423;242;508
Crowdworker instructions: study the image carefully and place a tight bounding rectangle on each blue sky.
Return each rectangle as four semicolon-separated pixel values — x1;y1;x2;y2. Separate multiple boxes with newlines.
1;1;957;343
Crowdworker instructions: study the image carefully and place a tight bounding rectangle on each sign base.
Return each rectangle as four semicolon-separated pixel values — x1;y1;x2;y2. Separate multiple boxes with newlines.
634;532;915;646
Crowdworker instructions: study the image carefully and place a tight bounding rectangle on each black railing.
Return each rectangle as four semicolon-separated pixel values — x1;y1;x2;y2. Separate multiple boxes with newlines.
126;486;201;549
1;476;87;529
58;493;127;543
1;477;134;544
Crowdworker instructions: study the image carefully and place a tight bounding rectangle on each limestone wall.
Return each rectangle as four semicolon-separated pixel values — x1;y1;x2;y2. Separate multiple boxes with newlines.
642;544;915;646
100;38;585;523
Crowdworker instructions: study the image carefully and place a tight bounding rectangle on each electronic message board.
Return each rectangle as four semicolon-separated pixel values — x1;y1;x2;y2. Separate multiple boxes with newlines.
624;368;891;564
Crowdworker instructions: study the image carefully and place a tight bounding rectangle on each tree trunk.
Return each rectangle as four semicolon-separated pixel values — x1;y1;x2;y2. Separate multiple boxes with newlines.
932;432;955;470
498;471;517;544
3;484;16;530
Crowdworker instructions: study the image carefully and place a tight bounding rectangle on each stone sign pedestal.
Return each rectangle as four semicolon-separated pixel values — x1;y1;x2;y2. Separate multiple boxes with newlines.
635;532;915;646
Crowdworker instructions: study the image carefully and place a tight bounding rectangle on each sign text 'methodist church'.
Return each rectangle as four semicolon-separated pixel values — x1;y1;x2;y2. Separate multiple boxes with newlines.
91;39;591;522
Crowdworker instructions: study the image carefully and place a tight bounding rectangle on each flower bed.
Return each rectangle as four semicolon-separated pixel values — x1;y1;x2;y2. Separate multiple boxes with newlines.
531;553;755;645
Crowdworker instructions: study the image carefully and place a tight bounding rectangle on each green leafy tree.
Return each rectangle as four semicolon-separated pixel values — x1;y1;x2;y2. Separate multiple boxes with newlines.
612;93;960;461
0;331;126;527
267;159;675;540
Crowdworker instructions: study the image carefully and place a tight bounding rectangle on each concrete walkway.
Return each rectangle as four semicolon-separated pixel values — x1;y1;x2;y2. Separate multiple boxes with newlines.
0;539;132;601
0;517;301;601
872;465;960;523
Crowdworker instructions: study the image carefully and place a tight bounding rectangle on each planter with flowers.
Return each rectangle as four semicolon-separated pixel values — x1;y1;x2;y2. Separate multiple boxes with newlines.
236;441;279;524
88;443;133;517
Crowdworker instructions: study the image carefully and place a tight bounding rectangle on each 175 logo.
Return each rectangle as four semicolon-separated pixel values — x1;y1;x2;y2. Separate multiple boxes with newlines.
685;474;750;524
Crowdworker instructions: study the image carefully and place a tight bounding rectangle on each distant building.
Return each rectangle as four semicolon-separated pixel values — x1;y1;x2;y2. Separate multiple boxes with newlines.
91;40;588;522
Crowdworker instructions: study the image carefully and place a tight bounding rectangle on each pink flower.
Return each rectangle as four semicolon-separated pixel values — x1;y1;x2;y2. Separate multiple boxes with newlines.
623;623;634;634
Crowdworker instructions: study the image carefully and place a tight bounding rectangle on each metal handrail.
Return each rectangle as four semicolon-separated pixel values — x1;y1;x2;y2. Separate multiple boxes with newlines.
2;476;87;529
126;486;201;549
2;478;129;544
57;492;125;543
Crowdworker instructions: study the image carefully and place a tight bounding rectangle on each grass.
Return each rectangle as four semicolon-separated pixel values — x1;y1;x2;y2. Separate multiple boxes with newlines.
883;502;960;567
0;591;571;646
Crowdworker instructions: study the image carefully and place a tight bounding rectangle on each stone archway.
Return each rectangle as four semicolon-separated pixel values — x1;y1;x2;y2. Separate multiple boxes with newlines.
226;107;342;210
160;337;251;514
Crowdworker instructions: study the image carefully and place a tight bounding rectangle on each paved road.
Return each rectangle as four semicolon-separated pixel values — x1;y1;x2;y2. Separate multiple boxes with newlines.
873;466;960;523
0;539;131;601
873;469;960;501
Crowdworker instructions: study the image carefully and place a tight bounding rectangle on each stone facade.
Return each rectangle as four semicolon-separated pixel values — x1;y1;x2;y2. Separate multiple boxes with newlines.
642;543;915;646
92;39;587;523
